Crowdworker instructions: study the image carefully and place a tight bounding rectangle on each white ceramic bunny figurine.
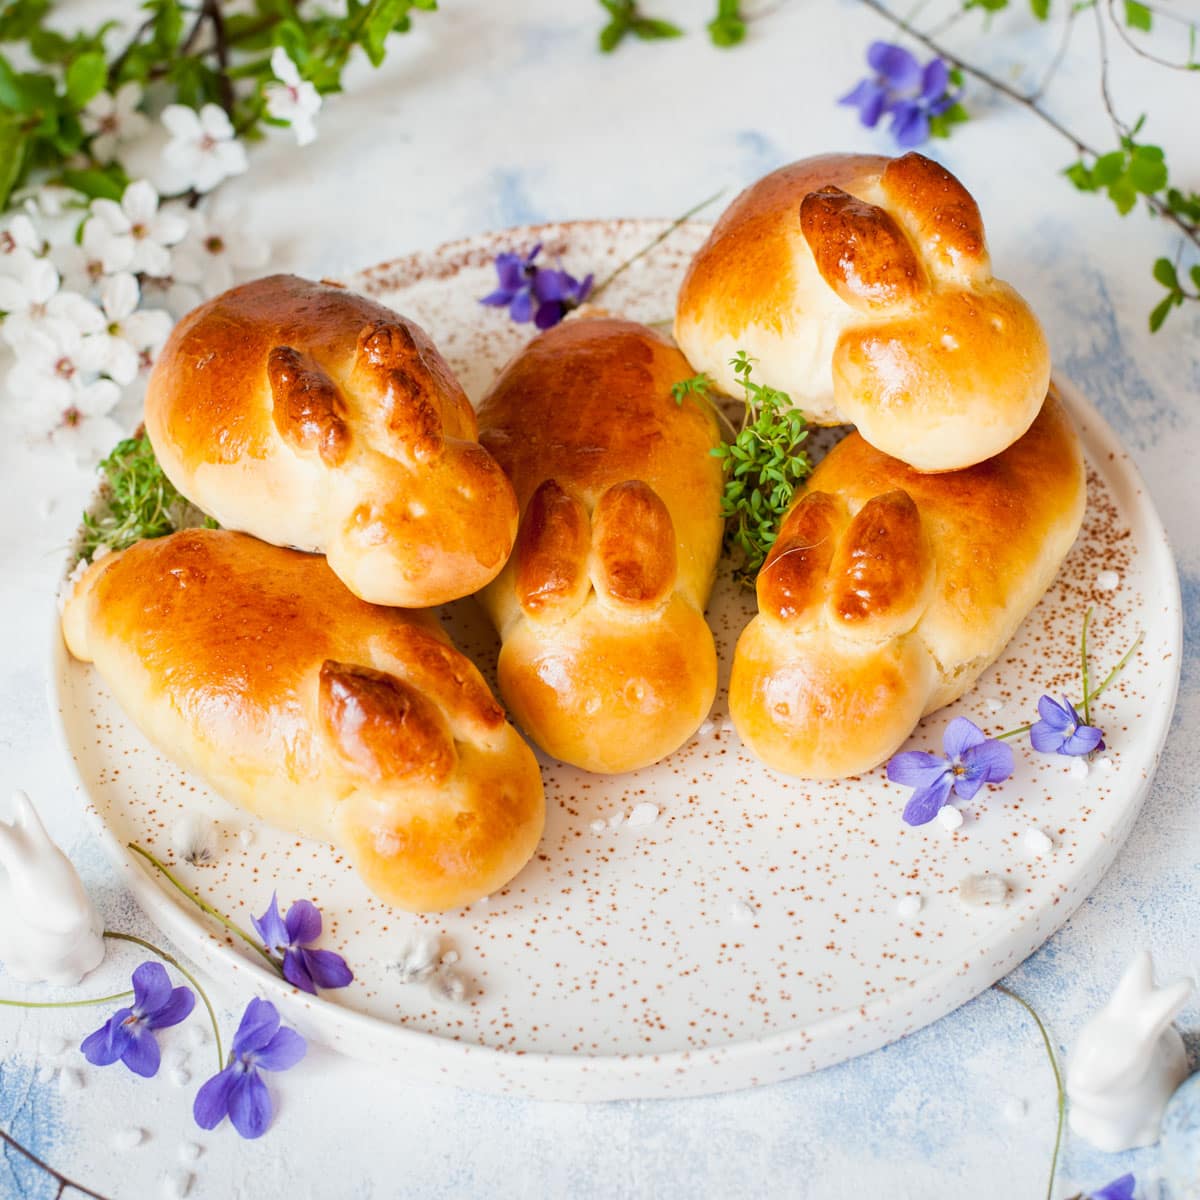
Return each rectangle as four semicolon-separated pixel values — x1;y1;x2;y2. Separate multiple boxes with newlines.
0;790;105;985
1067;950;1195;1152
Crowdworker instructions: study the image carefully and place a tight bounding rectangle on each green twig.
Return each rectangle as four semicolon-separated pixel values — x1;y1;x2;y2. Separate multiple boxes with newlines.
1080;605;1094;728
127;841;276;971
993;982;1065;1200
0;990;133;1010
102;931;222;1071
590;189;724;298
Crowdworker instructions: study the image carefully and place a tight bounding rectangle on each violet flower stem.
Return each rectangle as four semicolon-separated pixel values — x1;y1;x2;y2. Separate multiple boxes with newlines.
992;630;1143;741
0;990;133;1010
102;931;223;1071
590;189;724;299
127;841;277;970
993;982;1065;1200
1081;605;1094;729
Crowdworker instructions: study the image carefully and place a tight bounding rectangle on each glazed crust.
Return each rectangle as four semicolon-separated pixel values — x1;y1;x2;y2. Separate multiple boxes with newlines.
674;152;1051;472
61;530;544;912
476;317;725;774
729;390;1086;778
144;275;518;607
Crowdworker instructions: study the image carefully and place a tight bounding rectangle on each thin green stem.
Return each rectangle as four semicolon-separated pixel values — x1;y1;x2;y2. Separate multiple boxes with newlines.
127;841;276;970
102;931;223;1072
993;983;1065;1200
0;990;133;1010
992;630;1142;740
1080;605;1094;728
591;189;724;298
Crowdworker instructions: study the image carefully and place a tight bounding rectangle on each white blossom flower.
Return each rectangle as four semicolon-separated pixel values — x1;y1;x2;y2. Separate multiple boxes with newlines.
0;214;42;276
8;326;121;463
0;258;103;350
81;82;151;164
264;48;321;147
86;273;173;385
162;104;248;194
53;215;133;293
172;209;268;296
140;272;203;320
90;181;187;278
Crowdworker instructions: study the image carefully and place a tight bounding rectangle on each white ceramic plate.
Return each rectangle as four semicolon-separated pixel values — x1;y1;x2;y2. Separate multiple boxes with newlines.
52;220;1182;1101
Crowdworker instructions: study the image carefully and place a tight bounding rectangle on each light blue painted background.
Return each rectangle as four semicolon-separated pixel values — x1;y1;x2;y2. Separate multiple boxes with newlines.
0;1;1197;1196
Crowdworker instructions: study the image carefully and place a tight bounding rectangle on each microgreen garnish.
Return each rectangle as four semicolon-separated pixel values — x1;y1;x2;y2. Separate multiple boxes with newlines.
596;0;683;53
79;431;213;563
709;350;811;586
670;371;712;406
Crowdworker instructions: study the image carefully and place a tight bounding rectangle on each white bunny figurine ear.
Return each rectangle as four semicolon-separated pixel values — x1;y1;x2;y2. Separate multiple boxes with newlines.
0;790;105;986
1109;949;1155;1013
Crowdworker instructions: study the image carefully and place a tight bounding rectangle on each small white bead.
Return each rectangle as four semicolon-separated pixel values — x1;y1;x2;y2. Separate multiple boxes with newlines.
984;697;1005;714
608;812;625;830
1096;756;1115;773
626;803;659;828
57;1068;83;1094
237;827;255;850
589;819;606;834
896;895;922;921
1095;569;1120;591
1068;757;1090;781
185;1025;208;1049
937;805;964;832
1002;1097;1027;1122
1024;828;1054;857
959;873;1010;909
169;1067;191;1088
178;1142;202;1165
161;1169;193;1199
728;899;756;924
112;1126;146;1151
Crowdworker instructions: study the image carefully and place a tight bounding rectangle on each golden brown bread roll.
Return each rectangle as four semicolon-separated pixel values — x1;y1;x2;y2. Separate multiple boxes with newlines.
729;390;1085;779
476;317;725;774
144;275;518;607
61;530;544;911
674;151;1051;472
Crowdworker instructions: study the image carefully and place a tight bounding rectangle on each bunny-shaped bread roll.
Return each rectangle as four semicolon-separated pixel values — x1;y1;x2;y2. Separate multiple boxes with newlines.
675;152;1051;472
62;530;544;912
144;275;518;607
476;317;724;774
0;791;105;985
729;389;1084;779
1067;951;1195;1152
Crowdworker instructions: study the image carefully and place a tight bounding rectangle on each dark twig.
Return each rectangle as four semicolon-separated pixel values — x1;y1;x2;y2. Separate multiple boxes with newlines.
105;15;155;86
204;0;236;119
1029;1;1086;102
0;1128;112;1200
1106;0;1198;70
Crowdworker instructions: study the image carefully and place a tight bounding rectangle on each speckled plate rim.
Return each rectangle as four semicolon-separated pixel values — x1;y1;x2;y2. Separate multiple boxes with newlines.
47;225;1183;1101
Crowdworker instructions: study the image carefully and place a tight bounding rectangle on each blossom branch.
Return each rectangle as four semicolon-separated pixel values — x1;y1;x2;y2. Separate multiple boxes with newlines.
0;1127;112;1200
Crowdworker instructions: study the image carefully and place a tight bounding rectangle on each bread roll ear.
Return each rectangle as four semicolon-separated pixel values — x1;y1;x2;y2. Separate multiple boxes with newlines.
590;480;677;610
730;391;1086;779
514;479;592;623
268;346;351;467
319;661;456;785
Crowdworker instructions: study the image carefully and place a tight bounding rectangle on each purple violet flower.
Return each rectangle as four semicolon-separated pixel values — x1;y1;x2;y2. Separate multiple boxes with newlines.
252;893;353;995
193;998;305;1140
1029;693;1105;756
1091;1175;1136;1200
840;41;957;148
480;243;593;330
888;716;1014;826
80;961;195;1078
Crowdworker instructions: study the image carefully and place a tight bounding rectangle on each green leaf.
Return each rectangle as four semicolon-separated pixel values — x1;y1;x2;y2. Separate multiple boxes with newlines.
1129;154;1167;194
1191;265;1200;291
928;101;969;139
1107;177;1138;214
0;118;29;211
60;165;128;201
1091;151;1125;186
1123;0;1151;30
361;0;411;66
1152;257;1179;289
65;50;106;107
1031;0;1050;18
154;0;184;51
632;16;683;39
598;18;626;51
1148;293;1175;332
1063;161;1094;190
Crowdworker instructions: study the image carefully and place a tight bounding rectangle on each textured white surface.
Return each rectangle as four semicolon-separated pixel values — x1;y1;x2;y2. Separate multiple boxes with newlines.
1;0;1199;1196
